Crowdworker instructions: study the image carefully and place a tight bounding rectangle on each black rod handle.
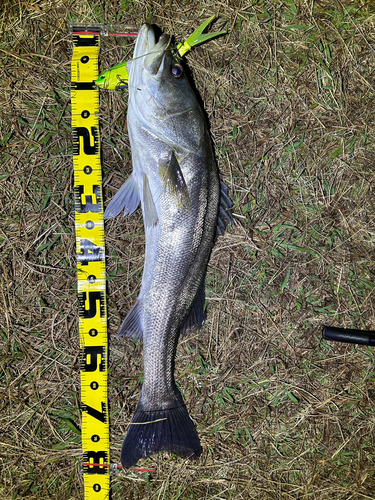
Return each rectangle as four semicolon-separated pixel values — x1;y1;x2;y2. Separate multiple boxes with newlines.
322;326;375;346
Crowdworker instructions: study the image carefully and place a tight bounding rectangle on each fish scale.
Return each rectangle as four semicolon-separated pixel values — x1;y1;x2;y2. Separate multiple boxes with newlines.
103;23;232;468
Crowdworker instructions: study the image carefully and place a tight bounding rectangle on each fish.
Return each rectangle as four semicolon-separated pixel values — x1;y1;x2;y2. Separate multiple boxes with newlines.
103;23;233;468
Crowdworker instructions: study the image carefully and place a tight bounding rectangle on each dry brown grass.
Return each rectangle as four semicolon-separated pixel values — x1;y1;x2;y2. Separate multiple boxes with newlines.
1;0;375;498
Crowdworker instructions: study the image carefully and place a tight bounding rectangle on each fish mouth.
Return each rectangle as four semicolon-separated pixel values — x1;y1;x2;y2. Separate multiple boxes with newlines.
134;24;170;76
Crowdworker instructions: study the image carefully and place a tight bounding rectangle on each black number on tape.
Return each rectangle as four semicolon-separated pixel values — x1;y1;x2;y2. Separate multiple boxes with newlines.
81;346;105;372
75;185;102;213
78;291;105;319
77;239;104;265
73;127;99;155
84;165;93;174
81;402;108;424
83;450;108;474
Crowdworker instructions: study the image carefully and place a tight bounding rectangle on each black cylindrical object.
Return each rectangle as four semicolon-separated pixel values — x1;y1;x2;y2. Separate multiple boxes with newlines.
322;326;375;346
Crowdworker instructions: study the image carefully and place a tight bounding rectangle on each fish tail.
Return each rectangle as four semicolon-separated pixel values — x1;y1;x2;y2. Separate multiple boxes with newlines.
120;403;202;468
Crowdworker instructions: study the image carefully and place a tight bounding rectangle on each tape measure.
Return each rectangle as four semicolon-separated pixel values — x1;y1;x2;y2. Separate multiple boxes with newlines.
71;27;110;498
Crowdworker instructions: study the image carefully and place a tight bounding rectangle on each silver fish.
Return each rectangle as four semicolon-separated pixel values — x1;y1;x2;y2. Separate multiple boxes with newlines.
104;24;233;468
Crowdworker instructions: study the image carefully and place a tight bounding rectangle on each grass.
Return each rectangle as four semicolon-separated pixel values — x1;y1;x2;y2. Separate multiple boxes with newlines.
1;0;375;498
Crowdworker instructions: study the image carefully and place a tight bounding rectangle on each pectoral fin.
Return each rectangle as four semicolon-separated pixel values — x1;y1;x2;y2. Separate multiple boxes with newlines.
143;174;159;228
158;151;191;210
104;174;140;219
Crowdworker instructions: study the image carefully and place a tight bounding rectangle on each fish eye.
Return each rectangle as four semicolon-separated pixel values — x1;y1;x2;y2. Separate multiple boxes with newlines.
171;64;183;78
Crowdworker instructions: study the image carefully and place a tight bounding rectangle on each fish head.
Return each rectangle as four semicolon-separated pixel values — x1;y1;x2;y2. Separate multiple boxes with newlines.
128;24;204;142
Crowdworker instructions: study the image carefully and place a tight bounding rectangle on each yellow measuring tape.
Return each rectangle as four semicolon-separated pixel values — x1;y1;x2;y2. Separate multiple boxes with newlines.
71;27;110;498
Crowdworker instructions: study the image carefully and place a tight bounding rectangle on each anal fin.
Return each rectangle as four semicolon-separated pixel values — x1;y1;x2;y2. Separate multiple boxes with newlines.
117;299;143;341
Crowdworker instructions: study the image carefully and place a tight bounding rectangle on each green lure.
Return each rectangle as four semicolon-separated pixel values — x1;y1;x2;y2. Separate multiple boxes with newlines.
96;16;225;90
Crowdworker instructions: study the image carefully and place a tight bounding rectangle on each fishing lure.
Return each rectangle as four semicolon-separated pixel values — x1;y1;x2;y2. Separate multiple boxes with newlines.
95;16;226;90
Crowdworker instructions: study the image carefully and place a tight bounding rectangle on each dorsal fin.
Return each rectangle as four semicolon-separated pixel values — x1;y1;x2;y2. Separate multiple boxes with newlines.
181;278;206;334
215;178;233;239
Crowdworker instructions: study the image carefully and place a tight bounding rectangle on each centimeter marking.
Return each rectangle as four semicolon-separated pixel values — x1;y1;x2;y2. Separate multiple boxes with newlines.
71;31;110;498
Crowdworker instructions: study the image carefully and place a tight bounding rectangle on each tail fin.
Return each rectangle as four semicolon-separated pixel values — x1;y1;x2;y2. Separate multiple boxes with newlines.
120;404;202;468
